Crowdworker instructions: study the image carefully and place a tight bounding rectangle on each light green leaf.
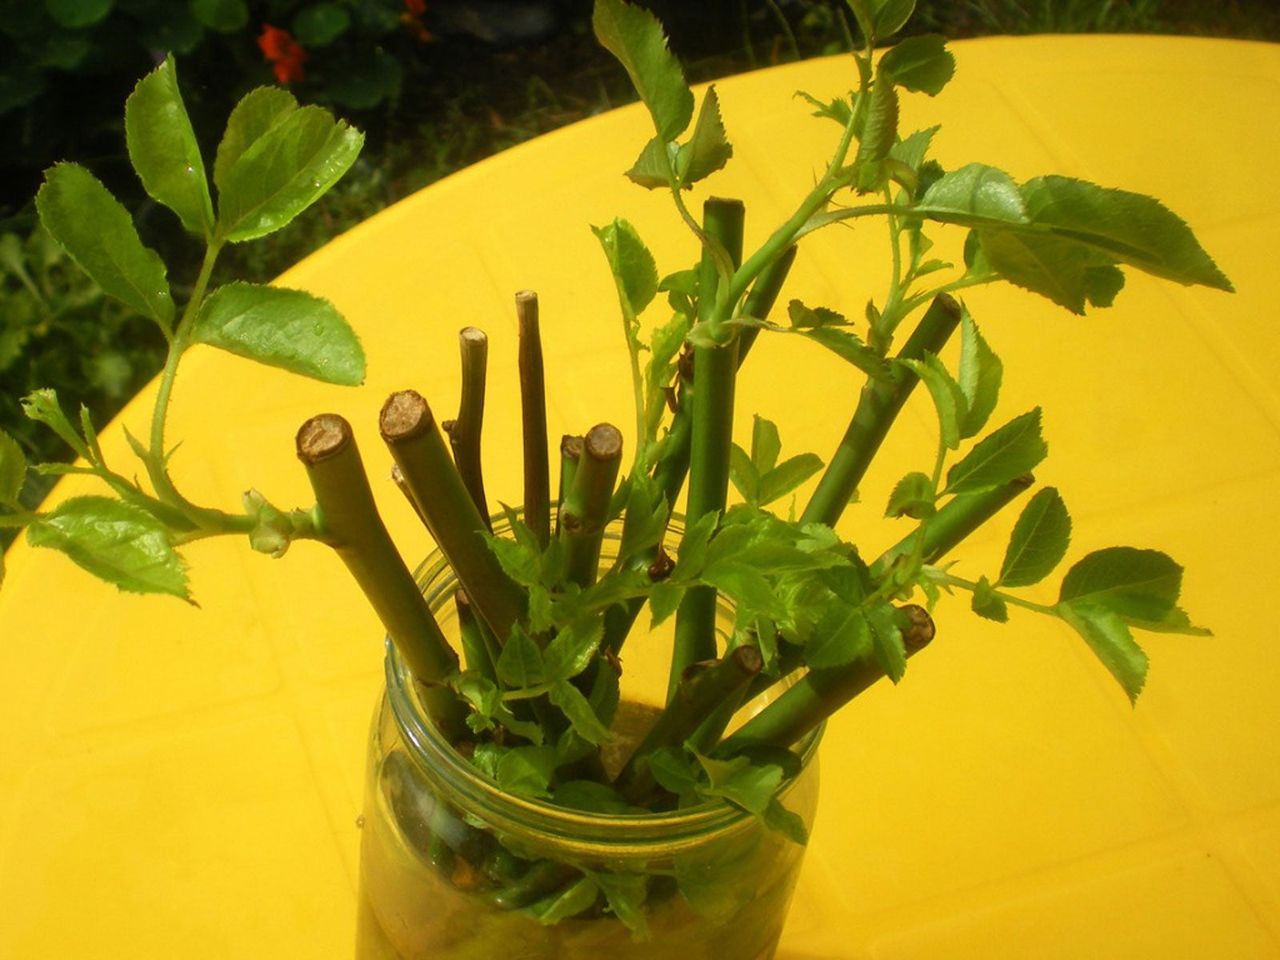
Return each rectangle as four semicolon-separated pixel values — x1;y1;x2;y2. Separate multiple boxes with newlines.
45;0;113;28
590;871;650;938
868;603;907;682
759;454;824;506
648;580;685;627
216;106;364;243
125;55;214;238
291;2;350;45
1123;606;1211;637
213;86;298;192
800;326;892;379
751;415;782;474
890;125;939;172
999;487;1070;587
593;218;659;317
788;299;846;329
795;89;852;126
22;390;88;459
192;282;364;384
885;470;935;519
549;679;613;745
483;532;542;587
26;496;190;600
528;877;599;925
854;76;899;191
1058;547;1182;622
694;752;782;815
544;620;605;681
190;0;247;32
1020;176;1232;292
804;605;871;669
945;408;1046;495
900;352;965;449
496;629;547;688
1057;601;1148;703
971;575;1008;623
919;163;1028;226
878;34;954;96
729;442;760;505
676;85;733;186
977;228;1125;315
495;745;558;797
625;136;673;189
35;164;174;332
702;560;787;620
592;0;693;142
0;431;28;506
957;311;1002;438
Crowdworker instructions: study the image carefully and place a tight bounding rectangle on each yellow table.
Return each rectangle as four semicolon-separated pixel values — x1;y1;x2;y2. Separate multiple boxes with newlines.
2;35;1278;959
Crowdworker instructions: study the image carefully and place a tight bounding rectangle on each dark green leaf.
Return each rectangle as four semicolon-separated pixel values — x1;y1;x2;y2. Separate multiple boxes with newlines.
788;299;846;329
759;454;824;506
957;311;1002;438
495;745;558;797
291;2;350;45
1058;547;1182;622
213;86;298;192
648;580;685;627
190;0;247;32
945;408;1046;495
854;76;899;191
625;136;673;189
1020;176;1232;292
872;0;915;36
216;106;363;243
324;47;403;110
971;575;1008;623
885;470;935;519
648;746;699;796
549;679;613;745
554;780;638;814
878;34;954;96
676;84;733;186
900;352;965;449
0;430;28;506
1057;601;1148;703
751;415;782;474
868;603;907;682
590;871;650;938
729;442;760;505
978;228;1122;315
919;163;1027;226
593;218;659;317
496;629;547;688
44;0;112;28
528;877;599;925
26;496;189;600
544;619;604;681
804;605;871;669
764;797;809;845
35;164;174;332
192;282;364;385
125;55;214;238
800;326;892;379
593;0;693;142
999;487;1070;587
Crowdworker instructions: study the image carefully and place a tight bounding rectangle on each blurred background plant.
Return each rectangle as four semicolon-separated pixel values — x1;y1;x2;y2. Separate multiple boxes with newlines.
2;0;1277;544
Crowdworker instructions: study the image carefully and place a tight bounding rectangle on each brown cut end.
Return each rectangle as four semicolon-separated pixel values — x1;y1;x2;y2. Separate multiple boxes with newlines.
296;413;352;464
584;423;623;462
459;326;488;347
934;291;963;319
515;289;538;309
730;644;764;676
560;434;584;460
899;604;936;652
379;390;433;441
706;196;746;214
1012;472;1035;489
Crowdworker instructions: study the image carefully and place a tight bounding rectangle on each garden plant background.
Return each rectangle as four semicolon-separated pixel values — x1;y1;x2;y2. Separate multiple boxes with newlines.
2;0;1278;543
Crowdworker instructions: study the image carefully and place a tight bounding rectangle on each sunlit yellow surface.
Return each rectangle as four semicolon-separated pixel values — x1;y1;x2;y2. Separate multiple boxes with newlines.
2;35;1278;958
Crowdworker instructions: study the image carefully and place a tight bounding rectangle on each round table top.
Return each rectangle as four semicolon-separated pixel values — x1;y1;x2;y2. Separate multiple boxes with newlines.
2;33;1279;959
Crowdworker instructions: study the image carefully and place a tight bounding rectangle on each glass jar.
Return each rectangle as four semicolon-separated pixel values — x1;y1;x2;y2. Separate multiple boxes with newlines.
355;520;822;960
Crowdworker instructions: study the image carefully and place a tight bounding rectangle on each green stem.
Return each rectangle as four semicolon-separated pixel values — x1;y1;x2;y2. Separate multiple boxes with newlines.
555;435;583;539
560;423;623;588
718;605;934;754
929;570;1057;617
380;390;527;643
445;326;492;532
801;293;963;528
296;413;464;732
516;291;551;550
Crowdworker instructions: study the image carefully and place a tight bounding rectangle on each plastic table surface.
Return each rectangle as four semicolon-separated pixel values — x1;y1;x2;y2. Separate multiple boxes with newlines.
2;34;1279;960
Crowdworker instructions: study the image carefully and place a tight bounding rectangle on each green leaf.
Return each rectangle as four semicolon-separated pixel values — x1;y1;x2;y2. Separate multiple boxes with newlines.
945;408;1046;495
649;746;699;796
554;780;639;814
804;605;871;669
1057;601;1148;703
192;282;365;385
648;580;685;627
22;389;88;458
483;532;542;587
695;752;782;815
868;603;907;682
593;0;693;142
872;0;916;36
125;55;214;239
590;871;650;938
759;454;823;506
676;85;733;186
878;34;954;96
35;164;174;332
957;311;1002;438
625;136;673;189
751;415;782;474
216;106;364;243
0;430;28;507
1020;176;1232;292
795;90;852;126
1058;547;1182;622
495;745;558;797
971;575;1008;623
291;2;350;45
764;797;809;845
1123;606;1211;637
593;218;659;317
213;86;298;192
544;620;605;681
729;442;760;505
919;163;1028;226
44;0;113;28
854;76;899;192
190;0;247;32
788;300;846;329
496;629;547;688
900;352;965;449
549;679;613;745
890;125;939;173
977;228;1124;315
800;327;892;380
702;560;787;620
528;877;599;925
26;496;190;600
885;470;935;519
999;487;1070;587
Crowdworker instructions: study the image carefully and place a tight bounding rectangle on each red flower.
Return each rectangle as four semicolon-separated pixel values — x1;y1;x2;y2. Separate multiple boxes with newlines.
404;0;427;15
257;24;307;85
